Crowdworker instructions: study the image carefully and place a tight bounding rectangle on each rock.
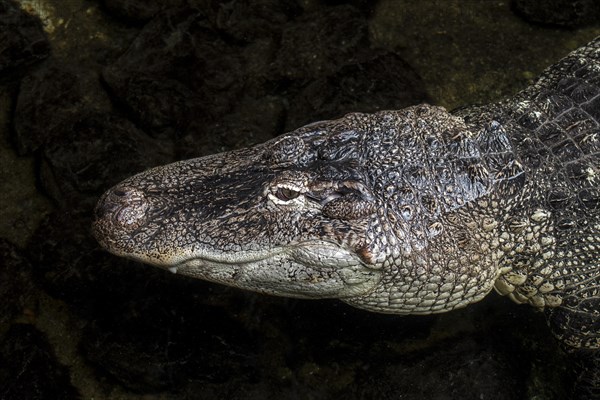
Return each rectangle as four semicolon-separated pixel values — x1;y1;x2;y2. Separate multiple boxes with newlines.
101;0;185;23
27;209;151;310
103;3;428;154
285;52;429;130
39;112;174;209
212;0;302;42
512;0;600;27
0;324;80;400
178;95;286;159
103;7;246;138
356;337;525;400
0;0;50;80
27;209;259;392
13;61;99;155
275;5;371;79
80;299;258;392
314;0;377;13
0;239;34;326
13;60;172;209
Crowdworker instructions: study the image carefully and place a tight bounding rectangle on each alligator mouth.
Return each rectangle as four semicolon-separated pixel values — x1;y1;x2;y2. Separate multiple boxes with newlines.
145;240;379;299
131;246;289;273
127;238;365;271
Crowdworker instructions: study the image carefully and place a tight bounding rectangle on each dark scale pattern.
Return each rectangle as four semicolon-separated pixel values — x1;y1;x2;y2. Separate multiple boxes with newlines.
94;37;600;397
486;37;600;397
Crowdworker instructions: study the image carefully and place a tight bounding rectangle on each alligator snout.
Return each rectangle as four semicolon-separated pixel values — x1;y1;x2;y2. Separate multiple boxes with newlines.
93;185;151;252
95;186;149;228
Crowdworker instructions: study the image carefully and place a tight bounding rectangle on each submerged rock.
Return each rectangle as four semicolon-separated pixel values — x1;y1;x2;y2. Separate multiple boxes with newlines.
13;61;99;155
102;7;245;138
39;112;174;209
285;52;429;130
0;239;34;326
101;0;185;23
0;0;50;80
512;0;600;27
275;5;371;79
103;3;427;155
0;324;80;400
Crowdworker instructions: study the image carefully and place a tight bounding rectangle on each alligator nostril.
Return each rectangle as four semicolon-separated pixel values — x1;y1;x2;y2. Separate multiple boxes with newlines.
114;201;149;227
94;186;150;231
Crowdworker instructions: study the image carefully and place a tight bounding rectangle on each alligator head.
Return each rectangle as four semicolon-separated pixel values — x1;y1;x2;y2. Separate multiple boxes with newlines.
93;104;511;313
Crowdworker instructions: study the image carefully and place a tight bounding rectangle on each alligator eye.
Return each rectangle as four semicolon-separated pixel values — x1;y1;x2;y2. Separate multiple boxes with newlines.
275;187;301;201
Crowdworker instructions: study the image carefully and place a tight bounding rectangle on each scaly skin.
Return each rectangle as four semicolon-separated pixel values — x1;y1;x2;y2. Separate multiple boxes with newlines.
93;37;600;398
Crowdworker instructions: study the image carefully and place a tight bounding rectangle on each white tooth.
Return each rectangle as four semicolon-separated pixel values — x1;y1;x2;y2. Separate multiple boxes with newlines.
168;267;178;274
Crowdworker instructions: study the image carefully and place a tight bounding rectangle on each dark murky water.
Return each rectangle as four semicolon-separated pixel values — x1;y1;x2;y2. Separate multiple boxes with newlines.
0;1;599;399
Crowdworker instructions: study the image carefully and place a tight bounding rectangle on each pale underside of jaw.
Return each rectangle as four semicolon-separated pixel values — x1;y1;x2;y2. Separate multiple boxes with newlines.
123;239;361;270
122;240;381;299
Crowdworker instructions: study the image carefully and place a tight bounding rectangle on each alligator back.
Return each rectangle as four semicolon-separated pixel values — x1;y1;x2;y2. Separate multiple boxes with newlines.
475;37;600;398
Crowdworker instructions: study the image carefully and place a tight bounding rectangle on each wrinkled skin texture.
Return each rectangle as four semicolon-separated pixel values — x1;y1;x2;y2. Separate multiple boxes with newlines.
94;105;507;308
94;37;600;398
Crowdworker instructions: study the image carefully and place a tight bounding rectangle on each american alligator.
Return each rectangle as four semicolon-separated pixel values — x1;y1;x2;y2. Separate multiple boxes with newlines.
93;37;600;398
